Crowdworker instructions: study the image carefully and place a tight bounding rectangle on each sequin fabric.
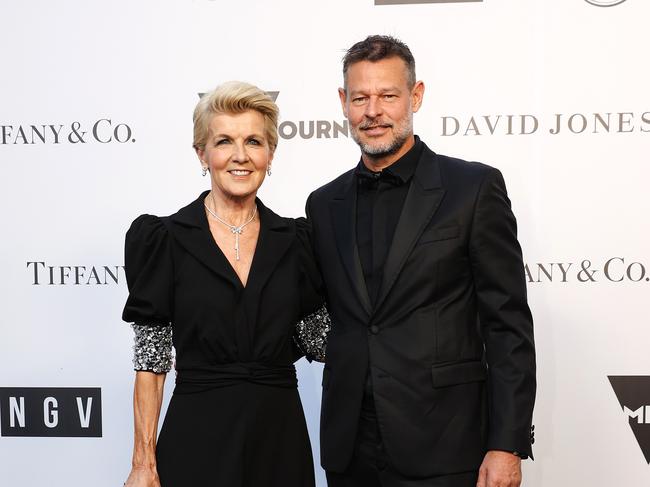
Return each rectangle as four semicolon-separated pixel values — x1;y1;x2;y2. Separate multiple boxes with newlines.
132;324;173;373
294;304;331;362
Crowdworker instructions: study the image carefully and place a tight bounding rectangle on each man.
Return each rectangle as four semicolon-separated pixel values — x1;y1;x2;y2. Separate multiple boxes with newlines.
306;36;536;487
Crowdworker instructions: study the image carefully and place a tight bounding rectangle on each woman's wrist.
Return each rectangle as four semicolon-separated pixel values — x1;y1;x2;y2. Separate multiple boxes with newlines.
131;447;157;469
131;461;157;470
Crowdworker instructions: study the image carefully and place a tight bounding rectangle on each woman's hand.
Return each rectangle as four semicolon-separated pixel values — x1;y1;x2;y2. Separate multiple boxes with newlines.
124;465;161;487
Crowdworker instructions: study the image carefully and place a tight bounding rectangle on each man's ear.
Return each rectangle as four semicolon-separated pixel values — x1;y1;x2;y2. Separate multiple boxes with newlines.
338;87;348;118
411;81;425;113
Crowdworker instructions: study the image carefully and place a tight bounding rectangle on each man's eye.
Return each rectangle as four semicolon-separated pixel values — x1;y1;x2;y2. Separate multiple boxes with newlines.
352;97;367;104
383;94;396;100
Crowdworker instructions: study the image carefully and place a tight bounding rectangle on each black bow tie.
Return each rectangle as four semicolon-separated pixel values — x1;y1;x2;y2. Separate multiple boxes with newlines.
355;167;402;187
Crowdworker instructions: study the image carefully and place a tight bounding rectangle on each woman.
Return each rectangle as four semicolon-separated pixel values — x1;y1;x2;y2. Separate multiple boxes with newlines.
122;81;327;487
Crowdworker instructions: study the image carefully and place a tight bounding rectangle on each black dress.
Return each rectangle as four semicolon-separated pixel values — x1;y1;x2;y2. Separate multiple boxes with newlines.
122;191;323;487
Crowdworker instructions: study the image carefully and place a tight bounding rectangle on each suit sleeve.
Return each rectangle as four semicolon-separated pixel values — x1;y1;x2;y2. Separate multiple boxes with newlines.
468;168;536;459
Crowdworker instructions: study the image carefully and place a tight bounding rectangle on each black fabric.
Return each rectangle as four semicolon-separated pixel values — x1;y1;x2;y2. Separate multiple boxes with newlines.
326;398;479;487
307;140;536;478
355;138;423;431
123;191;322;487
174;363;298;394
355;136;422;305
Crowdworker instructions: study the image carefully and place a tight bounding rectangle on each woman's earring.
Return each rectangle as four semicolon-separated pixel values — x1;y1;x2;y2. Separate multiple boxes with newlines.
267;165;272;176
202;166;208;177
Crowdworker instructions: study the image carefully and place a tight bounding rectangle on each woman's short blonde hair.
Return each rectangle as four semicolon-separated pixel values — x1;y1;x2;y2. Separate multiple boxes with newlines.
193;81;279;153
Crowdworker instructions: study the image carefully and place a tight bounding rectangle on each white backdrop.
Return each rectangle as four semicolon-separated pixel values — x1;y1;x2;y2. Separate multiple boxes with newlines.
1;0;649;485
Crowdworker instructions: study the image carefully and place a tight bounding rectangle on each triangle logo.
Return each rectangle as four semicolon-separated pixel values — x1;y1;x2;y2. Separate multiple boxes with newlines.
608;376;650;464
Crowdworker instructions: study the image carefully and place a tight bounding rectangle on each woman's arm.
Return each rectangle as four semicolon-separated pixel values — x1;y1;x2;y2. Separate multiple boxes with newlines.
125;371;166;487
122;215;174;486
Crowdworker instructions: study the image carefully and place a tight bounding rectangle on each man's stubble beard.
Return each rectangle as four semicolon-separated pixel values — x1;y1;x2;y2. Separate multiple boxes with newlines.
350;112;413;161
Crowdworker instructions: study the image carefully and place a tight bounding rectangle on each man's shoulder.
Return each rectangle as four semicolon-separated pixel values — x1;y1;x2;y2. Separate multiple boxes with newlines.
430;150;501;180
308;167;356;203
420;147;504;192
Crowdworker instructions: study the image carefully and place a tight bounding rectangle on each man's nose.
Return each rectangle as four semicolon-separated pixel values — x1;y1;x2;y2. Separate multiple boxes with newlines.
364;96;382;119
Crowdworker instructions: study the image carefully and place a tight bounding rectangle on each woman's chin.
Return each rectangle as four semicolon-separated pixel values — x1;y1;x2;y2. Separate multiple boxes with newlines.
214;186;259;201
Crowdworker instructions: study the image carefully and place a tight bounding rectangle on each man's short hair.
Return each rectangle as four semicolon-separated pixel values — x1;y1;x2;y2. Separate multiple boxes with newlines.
342;35;416;90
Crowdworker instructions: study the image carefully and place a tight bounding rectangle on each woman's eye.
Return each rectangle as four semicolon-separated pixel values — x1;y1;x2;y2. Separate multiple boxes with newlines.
215;138;230;146
247;139;260;145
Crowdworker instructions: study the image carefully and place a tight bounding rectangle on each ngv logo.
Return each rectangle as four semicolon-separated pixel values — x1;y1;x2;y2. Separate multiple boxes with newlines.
0;387;102;437
609;376;650;463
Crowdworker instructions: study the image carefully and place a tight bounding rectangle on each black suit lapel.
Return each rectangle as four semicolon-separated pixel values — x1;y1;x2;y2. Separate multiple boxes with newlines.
329;173;373;316
170;192;293;293
375;147;446;312
169;191;240;287
243;202;294;346
170;193;293;360
244;201;294;296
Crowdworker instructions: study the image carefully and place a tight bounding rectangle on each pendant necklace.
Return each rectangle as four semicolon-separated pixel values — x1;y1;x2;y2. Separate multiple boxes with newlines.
204;194;257;261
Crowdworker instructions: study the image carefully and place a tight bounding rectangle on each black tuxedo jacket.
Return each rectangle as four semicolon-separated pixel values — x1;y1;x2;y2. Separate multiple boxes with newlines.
306;143;536;477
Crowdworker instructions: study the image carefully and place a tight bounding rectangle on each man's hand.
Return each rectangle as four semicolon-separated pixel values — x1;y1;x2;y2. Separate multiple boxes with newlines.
476;450;522;487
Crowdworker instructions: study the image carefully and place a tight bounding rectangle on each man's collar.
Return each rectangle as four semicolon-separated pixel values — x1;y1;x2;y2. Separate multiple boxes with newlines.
355;135;423;185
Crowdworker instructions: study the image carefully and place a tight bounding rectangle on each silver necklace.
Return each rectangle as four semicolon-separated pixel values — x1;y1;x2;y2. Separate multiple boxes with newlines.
204;195;257;261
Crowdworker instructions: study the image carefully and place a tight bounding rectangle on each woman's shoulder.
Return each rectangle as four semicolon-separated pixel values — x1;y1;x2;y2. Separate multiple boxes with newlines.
126;214;169;244
293;216;311;238
126;192;208;240
256;199;299;232
254;200;314;247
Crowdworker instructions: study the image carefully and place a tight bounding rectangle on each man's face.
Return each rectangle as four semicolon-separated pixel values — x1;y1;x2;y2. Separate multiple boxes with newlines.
339;57;424;160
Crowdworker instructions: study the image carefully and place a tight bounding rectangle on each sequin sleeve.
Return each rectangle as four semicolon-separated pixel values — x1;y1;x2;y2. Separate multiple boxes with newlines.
132;324;173;373
123;215;175;373
294;304;331;362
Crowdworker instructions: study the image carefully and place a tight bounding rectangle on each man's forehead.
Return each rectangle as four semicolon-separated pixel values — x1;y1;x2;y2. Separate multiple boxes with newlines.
347;83;403;95
345;58;410;85
345;74;409;94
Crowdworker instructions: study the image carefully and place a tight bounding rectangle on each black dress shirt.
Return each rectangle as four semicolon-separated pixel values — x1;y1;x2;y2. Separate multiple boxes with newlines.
353;136;424;469
355;136;423;306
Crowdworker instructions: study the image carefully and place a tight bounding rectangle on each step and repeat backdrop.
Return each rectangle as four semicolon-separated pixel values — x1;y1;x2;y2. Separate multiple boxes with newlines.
1;0;648;485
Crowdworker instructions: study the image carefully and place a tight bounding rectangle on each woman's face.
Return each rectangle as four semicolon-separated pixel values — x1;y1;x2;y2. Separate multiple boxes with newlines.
197;110;272;202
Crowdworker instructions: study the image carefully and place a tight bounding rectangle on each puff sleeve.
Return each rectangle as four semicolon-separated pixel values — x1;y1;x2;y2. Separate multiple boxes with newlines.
122;215;174;373
294;217;330;362
295;217;324;316
123;215;174;325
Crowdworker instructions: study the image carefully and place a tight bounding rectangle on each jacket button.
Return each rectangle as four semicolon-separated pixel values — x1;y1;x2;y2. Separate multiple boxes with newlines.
369;325;379;335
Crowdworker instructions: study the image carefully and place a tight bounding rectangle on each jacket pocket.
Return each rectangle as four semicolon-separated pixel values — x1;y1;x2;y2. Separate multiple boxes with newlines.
431;360;486;388
418;225;461;245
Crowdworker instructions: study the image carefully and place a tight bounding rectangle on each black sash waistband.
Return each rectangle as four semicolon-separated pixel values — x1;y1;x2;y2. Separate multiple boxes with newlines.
174;363;297;394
